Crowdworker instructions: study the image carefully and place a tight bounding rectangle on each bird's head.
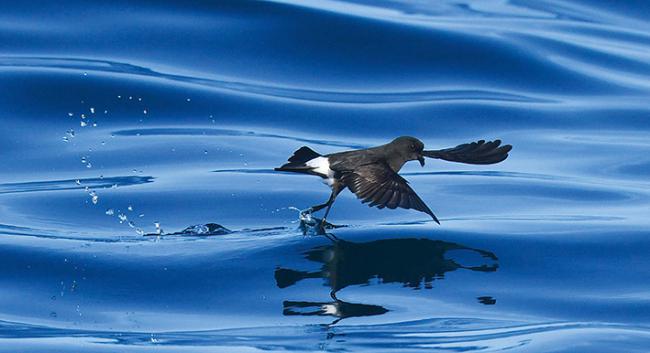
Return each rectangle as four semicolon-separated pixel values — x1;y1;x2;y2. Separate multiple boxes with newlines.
389;136;426;167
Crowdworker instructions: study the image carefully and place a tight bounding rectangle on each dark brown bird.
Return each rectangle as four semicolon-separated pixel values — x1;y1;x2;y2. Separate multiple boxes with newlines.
275;137;512;225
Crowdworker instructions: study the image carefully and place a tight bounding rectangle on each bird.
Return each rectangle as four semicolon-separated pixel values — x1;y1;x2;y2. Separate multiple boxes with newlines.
275;136;512;225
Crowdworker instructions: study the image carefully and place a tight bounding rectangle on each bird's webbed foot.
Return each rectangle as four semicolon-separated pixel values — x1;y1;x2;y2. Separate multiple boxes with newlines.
299;207;315;223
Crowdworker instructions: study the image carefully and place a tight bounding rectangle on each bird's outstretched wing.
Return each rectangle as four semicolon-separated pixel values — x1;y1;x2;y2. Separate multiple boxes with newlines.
423;139;512;165
340;163;439;224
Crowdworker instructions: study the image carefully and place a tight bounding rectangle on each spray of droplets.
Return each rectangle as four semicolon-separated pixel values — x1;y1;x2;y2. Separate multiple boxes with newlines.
75;180;99;206
64;95;152;236
105;203;146;235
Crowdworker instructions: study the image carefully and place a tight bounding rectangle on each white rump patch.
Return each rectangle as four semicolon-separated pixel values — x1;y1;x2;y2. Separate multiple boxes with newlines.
321;303;340;316
306;156;335;187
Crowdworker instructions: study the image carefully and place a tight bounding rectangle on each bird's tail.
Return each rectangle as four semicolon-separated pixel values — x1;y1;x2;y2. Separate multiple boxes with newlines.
423;139;512;165
274;146;321;173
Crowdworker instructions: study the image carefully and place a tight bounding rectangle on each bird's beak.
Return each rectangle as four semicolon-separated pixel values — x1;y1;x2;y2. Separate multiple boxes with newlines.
418;155;425;167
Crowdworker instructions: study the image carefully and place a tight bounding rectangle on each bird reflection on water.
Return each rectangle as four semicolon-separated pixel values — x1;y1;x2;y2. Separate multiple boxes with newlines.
275;234;498;324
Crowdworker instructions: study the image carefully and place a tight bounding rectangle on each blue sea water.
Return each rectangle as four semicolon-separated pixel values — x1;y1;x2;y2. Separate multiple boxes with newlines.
1;0;650;352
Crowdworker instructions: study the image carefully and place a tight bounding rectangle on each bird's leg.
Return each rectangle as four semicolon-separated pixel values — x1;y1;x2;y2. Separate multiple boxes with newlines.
299;203;326;225
322;202;334;224
301;202;328;216
330;290;339;301
304;184;341;217
302;201;331;226
320;184;342;227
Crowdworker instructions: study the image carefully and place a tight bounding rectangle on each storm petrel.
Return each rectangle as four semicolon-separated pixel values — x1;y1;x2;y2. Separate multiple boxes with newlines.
275;137;512;224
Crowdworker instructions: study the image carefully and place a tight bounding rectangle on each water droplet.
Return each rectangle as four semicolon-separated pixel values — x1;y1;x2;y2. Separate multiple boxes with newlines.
127;205;133;211
186;98;191;102
138;213;145;218
117;95;122;99
86;162;92;169
101;141;106;145
143;109;148;115
135;228;144;236
154;222;163;235
92;122;98;127
80;121;87;127
80;113;86;119
62;136;69;142
128;221;135;228
90;192;98;204
118;213;127;223
83;72;87;76
68;112;74;117
138;97;142;101
75;179;81;185
90;107;95;114
66;129;75;137
105;208;114;216
203;150;208;155
81;156;87;164
129;96;133;100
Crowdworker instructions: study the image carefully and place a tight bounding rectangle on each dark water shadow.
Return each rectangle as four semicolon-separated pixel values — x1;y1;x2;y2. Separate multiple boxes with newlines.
275;236;498;324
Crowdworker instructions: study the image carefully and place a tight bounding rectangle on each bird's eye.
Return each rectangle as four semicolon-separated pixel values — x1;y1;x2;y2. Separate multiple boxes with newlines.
410;144;416;151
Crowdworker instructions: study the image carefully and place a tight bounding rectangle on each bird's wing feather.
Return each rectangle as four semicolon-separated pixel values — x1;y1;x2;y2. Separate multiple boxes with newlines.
423;139;512;165
327;149;382;172
340;163;439;223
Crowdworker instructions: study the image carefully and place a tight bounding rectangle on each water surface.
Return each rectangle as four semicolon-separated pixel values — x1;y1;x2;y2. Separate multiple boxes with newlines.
1;1;650;352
